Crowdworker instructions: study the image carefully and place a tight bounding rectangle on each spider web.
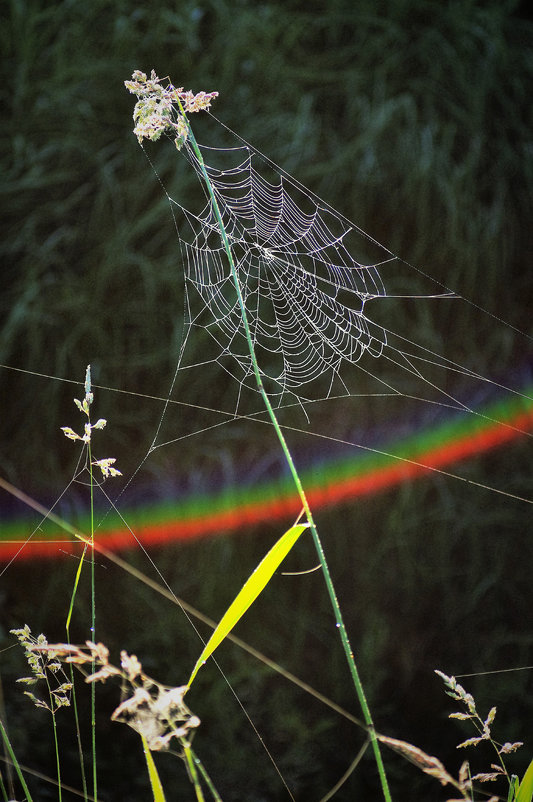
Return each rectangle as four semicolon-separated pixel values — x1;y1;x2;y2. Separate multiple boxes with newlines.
169;135;397;406
136;108;532;468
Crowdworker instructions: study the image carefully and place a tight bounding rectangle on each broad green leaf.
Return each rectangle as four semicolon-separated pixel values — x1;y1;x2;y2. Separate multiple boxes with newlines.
141;733;167;802
187;523;309;687
516;758;533;802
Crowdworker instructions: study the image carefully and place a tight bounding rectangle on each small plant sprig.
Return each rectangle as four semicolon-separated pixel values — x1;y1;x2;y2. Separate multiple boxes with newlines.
28;641;200;752
61;365;122;801
11;625;73;801
26;640;220;801
376;733;474;801
436;669;524;793
125;69;218;150
374;671;532;802
11;625;72;714
60;364;122;480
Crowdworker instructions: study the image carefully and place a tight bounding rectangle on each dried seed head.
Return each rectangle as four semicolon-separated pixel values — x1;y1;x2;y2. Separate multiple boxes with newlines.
499;741;523;754
377;735;455;787
120;651;142;682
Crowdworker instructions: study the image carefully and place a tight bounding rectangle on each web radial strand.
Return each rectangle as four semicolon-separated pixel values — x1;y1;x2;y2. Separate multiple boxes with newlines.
179;140;389;397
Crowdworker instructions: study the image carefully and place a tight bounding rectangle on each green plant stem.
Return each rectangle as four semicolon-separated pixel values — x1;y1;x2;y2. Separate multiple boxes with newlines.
189;747;223;802
67;660;89;802
0;717;34;802
50;711;62;802
64;441;95;802
65;547;89;800
178;109;391;801
0;772;8;802
184;744;205;802
87;443;97;802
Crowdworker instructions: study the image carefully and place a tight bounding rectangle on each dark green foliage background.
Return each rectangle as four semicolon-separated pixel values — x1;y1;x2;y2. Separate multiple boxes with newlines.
1;0;532;799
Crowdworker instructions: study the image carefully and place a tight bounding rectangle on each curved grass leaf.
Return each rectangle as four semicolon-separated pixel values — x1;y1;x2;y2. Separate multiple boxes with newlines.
187;523;309;687
516;758;533;802
510;776;520;802
141;733;167;802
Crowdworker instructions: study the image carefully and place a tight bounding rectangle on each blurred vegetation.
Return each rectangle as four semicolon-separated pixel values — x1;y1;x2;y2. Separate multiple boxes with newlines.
1;0;532;799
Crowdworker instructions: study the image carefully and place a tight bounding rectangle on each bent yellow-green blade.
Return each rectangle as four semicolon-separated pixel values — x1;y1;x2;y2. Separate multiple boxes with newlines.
187;523;309;688
516;758;533;802
141;733;167;802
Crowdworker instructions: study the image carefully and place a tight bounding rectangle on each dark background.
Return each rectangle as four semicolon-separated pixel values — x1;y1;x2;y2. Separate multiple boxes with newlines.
1;0;532;799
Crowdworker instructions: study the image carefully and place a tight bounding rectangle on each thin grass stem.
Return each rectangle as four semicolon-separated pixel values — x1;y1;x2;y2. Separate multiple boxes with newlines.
86;441;98;802
0;717;34;802
68;664;89;802
0;771;8;802
189;748;223;802
63;381;97;801
177;106;391;801
65;540;89;799
50;711;62;802
183;744;205;802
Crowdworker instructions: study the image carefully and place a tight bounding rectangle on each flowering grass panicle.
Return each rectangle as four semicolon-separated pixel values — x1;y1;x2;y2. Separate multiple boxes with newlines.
10;625;72;714
125;70;218;149
61;364;122;480
28;640;200;754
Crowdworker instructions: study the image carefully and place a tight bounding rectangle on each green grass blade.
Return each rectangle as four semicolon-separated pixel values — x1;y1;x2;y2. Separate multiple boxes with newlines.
516;758;533;802
0;771;9;802
141;733;167;802
187;523;308;687
0;717;34;802
509;777;520;802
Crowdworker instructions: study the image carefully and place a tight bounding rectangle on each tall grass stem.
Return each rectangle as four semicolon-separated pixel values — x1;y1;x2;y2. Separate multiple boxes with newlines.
177;105;391;801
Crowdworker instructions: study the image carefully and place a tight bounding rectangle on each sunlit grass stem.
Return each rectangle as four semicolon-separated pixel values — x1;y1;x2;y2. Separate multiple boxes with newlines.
176;103;391;801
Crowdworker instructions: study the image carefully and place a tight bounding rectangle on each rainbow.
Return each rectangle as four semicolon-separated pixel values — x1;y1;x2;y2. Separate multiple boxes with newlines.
1;387;532;562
